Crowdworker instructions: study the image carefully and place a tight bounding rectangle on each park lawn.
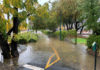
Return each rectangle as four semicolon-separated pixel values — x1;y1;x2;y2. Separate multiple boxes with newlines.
72;38;87;44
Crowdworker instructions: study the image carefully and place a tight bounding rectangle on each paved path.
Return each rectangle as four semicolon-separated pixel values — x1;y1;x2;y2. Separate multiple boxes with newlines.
0;32;100;70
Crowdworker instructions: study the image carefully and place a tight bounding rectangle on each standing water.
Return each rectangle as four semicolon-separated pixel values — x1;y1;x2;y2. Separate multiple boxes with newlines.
0;31;100;70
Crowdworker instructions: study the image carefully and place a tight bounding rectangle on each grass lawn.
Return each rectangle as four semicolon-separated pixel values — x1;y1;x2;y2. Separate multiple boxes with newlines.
72;38;87;44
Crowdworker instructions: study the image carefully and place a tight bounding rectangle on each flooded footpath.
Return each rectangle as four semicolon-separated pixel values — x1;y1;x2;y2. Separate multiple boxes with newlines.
0;31;100;70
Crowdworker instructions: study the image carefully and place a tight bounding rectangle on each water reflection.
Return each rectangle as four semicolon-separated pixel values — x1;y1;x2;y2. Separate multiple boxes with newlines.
0;49;3;63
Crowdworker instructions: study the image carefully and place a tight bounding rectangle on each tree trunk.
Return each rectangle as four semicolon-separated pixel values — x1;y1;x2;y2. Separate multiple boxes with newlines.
71;23;73;29
11;37;19;57
80;26;84;34
66;24;68;30
0;7;21;59
75;22;78;45
0;33;11;59
11;8;19;57
7;7;19;57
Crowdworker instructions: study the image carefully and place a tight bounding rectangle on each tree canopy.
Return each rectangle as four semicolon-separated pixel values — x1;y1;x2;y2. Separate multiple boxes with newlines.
81;0;100;35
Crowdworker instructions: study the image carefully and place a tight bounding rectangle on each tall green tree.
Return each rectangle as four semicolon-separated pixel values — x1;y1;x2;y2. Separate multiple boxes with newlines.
81;0;100;35
0;3;11;59
46;10;58;32
53;0;83;31
29;3;49;32
0;0;37;58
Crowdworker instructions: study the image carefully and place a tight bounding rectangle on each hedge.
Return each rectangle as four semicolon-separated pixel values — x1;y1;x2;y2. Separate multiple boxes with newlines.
54;30;76;40
8;32;38;44
87;35;100;49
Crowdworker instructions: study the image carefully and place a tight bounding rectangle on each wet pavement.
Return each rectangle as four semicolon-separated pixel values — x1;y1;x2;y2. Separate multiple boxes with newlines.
0;31;100;70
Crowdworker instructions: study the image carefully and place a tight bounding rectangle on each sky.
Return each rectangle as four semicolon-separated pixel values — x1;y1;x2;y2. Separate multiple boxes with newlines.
0;0;55;5
38;0;55;5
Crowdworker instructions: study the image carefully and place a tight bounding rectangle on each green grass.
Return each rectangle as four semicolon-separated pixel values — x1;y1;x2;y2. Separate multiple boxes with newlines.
72;38;87;44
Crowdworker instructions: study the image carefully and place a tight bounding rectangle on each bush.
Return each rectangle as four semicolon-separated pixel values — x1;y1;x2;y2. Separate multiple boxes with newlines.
42;30;76;40
87;35;100;49
66;30;76;37
42;30;54;37
42;30;51;35
18;39;27;44
54;30;76;40
8;32;38;44
54;31;67;40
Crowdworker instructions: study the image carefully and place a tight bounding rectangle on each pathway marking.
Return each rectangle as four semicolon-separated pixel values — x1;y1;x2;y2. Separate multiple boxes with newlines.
45;47;61;69
23;64;44;70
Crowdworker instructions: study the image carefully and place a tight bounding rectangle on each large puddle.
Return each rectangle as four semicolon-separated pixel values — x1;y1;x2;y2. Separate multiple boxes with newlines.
0;31;100;70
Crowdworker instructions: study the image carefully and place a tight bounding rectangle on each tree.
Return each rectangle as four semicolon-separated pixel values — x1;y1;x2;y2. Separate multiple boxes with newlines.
0;3;11;58
46;11;58;32
0;0;37;59
81;0;100;35
19;20;28;31
29;3;49;32
52;0;84;32
52;0;85;44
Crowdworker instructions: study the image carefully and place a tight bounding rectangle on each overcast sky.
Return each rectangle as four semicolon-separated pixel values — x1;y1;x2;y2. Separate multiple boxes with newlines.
38;0;55;5
0;0;55;5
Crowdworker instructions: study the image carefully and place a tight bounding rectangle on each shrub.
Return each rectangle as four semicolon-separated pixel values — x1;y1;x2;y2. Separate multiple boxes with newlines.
18;39;27;44
87;35;100;49
29;39;37;42
54;31;67;40
54;30;76;40
42;30;51;35
42;30;55;37
42;30;76;40
66;30;76;37
8;32;38;44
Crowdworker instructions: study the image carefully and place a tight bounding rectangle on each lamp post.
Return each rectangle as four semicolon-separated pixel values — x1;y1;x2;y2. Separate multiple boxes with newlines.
59;11;62;40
